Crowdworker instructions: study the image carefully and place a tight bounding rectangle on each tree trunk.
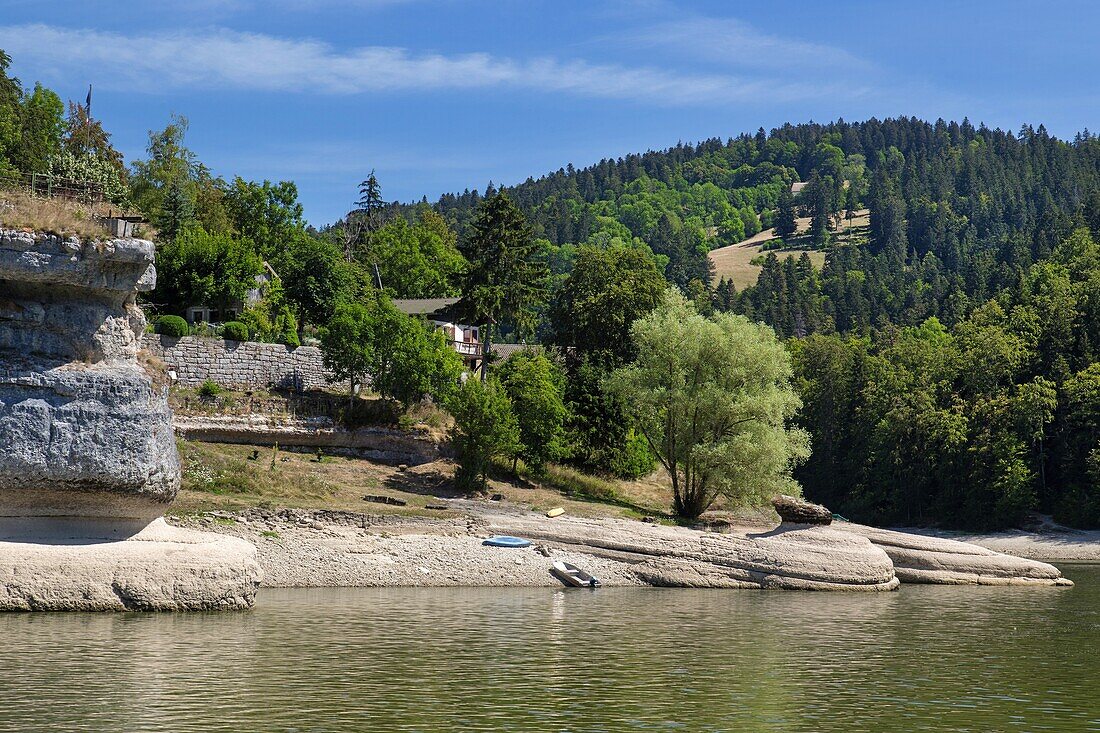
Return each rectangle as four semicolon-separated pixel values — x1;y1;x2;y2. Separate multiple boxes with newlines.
672;469;712;519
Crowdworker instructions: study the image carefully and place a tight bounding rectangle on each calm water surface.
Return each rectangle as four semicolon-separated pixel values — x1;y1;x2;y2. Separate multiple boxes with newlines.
1;565;1098;732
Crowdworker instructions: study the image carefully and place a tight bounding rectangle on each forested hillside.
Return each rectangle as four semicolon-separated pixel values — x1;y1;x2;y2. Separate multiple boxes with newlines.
412;118;1100;529
2;40;1096;533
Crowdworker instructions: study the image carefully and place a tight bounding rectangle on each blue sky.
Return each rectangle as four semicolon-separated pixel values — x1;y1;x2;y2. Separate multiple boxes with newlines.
1;0;1097;224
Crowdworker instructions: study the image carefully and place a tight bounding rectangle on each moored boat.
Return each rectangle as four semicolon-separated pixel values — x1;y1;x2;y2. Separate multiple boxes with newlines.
551;560;601;588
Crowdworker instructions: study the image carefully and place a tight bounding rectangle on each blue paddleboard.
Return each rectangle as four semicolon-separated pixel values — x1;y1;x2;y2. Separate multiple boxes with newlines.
482;535;532;548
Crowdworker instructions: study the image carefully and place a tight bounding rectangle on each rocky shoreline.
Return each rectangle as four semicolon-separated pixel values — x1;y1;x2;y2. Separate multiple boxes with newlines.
172;503;1080;590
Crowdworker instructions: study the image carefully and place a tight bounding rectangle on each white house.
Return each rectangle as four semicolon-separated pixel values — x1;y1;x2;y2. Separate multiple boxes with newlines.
393;298;484;369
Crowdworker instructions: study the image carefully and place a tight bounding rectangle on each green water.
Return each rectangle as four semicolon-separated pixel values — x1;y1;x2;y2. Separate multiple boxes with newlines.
1;565;1097;732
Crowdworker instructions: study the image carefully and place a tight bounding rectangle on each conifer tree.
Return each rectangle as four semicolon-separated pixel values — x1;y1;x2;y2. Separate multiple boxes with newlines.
156;178;194;242
459;192;550;372
809;176;830;247
356;170;385;234
774;187;798;240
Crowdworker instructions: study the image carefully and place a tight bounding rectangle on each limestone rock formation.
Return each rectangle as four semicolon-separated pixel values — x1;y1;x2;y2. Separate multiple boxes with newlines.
0;519;261;611
486;511;1072;589
842;524;1073;586
0;229;261;610
773;494;833;525
486;513;900;591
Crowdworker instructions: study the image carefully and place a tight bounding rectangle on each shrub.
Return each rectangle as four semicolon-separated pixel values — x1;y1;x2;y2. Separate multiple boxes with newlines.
154;315;190;337
609;428;657;479
189;321;216;337
447;377;520;492
239;281;301;347
198;379;223;398
221;321;249;342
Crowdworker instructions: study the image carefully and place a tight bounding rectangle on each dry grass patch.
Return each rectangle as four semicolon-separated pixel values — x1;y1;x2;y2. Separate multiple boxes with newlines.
171;440;778;526
174;440;416;515
172;439;669;521
708;209;869;288
0;187;148;239
710;242;826;290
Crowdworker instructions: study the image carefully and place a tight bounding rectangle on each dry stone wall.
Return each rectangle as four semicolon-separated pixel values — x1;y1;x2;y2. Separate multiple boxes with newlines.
142;334;341;391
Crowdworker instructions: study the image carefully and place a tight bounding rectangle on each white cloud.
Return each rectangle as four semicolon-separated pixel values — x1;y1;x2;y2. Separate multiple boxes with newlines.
0;24;863;106
618;16;870;73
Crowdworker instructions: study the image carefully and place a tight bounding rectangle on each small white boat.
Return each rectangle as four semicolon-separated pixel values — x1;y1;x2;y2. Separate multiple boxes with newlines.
550;560;601;588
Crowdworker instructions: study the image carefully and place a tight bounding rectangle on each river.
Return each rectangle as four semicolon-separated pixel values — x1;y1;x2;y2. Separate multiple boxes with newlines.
1;565;1097;732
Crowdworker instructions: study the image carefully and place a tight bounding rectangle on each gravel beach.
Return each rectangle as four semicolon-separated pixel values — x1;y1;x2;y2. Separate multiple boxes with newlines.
174;507;645;588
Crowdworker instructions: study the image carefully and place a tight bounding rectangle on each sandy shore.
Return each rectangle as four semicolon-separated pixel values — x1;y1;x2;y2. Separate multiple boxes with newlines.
171;504;1093;589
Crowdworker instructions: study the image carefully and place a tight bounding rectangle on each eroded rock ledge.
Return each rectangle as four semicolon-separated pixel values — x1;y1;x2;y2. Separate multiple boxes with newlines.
176;505;1075;590
484;513;901;591
841;523;1073;586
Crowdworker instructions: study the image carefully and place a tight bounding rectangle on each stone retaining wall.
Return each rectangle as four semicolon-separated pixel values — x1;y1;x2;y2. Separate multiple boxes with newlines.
142;334;339;391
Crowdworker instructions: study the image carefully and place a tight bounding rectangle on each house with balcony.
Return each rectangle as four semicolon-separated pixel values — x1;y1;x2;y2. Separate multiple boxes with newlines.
393;298;486;371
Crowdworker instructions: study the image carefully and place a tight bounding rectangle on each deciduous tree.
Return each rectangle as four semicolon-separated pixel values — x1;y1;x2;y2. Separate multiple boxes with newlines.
497;350;570;474
609;289;810;518
447;377;521;492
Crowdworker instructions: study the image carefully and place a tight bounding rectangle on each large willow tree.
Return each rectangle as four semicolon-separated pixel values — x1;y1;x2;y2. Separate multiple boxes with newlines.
609;289;809;518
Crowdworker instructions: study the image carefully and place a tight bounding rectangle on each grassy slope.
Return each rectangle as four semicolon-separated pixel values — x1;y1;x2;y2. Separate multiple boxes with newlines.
172;440;770;524
709;210;869;289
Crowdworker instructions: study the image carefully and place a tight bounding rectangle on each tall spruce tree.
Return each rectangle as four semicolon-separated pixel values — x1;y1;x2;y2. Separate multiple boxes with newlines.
346;169;386;264
459;192;549;372
774;187;798;240
156;178;195;242
808;175;830;247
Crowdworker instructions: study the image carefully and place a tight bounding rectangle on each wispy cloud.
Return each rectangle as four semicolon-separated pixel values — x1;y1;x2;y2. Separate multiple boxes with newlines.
221;141;493;178
0;24;864;106
617;15;871;73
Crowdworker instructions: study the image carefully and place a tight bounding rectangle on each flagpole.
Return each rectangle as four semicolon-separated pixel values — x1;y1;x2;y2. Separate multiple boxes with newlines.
85;84;92;156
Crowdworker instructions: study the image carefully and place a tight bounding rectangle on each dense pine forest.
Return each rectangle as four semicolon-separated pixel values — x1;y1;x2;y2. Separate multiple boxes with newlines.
2;41;1097;530
406;118;1100;529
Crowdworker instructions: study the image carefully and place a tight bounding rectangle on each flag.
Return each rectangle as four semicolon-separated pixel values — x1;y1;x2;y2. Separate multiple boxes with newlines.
85;84;91;117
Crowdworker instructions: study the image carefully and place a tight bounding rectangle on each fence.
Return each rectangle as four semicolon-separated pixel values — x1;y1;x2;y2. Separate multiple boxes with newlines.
0;170;104;203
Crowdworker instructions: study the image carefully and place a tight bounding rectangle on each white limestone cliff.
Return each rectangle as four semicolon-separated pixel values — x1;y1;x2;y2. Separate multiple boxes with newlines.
0;229;261;610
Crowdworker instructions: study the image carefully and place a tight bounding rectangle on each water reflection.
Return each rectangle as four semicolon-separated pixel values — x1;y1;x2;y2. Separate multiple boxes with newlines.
0;568;1096;732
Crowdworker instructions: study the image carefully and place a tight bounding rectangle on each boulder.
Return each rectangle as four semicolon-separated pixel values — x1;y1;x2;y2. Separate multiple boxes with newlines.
0;229;261;610
773;494;833;525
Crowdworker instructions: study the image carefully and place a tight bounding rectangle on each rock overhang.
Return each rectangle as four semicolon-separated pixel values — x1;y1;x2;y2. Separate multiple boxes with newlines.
0;230;156;294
